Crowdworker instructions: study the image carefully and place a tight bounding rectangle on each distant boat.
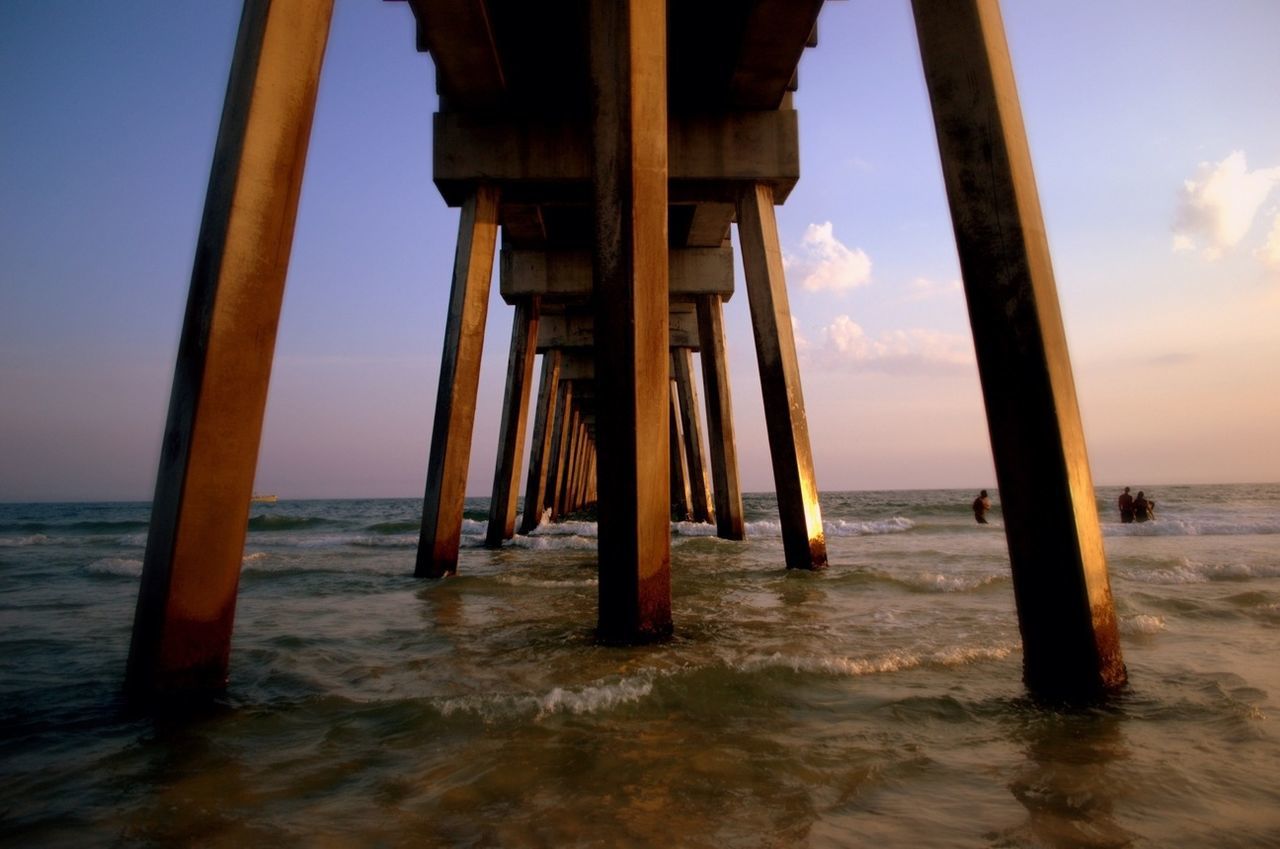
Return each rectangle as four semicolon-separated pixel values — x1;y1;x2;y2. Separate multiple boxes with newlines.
250;494;278;504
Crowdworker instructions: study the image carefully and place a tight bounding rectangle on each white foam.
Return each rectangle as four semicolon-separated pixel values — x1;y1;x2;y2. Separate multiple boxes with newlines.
740;644;1013;678
1125;557;1280;585
0;534;49;547
493;573;598;588
86;557;143;577
436;673;654;720
825;517;915;536
1121;614;1167;635
1103;517;1280;537
903;572;1006;593
507;534;597;551
529;520;599;538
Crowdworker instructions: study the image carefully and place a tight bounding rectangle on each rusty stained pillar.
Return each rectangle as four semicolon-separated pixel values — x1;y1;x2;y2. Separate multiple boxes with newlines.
127;0;334;698
590;0;672;642
668;374;694;521
673;348;714;524
519;351;562;533
736;184;828;570
695;295;745;540
415;185;500;577
911;0;1125;699
486;298;541;547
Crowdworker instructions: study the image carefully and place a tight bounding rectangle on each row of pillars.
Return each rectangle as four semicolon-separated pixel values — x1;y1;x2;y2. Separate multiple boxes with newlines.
126;0;1126;703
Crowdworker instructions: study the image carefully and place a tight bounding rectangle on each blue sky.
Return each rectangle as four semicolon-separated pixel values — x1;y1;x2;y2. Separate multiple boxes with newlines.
2;1;1278;501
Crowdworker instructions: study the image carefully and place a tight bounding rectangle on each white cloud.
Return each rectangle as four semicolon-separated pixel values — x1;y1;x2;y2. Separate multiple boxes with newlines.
788;222;872;293
818;315;973;373
1256;213;1280;272
1173;151;1280;259
906;276;963;301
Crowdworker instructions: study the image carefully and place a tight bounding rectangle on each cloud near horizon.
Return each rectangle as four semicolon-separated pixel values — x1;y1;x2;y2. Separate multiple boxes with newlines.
1173;151;1280;261
815;315;973;374
786;222;872;293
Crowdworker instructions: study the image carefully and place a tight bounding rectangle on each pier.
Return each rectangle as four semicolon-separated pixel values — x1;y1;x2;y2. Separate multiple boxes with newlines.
128;0;1125;701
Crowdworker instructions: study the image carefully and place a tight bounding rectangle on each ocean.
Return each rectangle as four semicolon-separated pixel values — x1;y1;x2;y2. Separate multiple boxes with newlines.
2;484;1278;847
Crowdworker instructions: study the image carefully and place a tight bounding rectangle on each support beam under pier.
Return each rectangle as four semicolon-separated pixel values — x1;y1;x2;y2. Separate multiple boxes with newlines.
486;298;540;547
519;351;562;534
415;185;500;577
911;0;1125;699
696;295;745;540
736;183;827;570
590;0;672;643
127;0;334;698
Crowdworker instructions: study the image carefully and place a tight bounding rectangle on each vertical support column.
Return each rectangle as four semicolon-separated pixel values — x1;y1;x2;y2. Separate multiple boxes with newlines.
695;295;745;540
911;0;1125;699
486;298;541;547
558;408;581;517
545;379;574;521
519;351;562;533
668;376;693;521
736;184;828;570
590;0;671;642
673;348;714;523
415;185;501;577
126;0;334;698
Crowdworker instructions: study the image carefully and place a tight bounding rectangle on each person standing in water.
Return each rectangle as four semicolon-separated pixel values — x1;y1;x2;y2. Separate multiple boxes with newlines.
972;490;992;524
1132;490;1152;522
1118;487;1135;523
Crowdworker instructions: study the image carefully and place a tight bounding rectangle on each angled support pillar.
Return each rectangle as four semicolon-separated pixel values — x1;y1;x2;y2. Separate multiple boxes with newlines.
545;379;574;522
673;348;714;523
519;351;562;534
912;0;1125;699
668;376;694;521
558;408;582;517
590;0;672;642
486;298;541;547
415;185;501;577
736;184;828;570
695;295;745;540
126;0;334;698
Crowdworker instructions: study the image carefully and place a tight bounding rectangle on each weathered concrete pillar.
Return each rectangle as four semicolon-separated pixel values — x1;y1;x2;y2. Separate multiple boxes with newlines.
673;348;714;523
590;0;672;642
668;376;694;521
127;0;334;697
695;295;745;540
415;184;501;577
911;0;1125;699
485;298;540;546
545;379;574;521
519;351;562;533
558;406;582;517
736;184;828;570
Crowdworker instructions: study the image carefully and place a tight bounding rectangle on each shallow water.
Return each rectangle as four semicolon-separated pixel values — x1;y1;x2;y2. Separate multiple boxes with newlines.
2;485;1279;846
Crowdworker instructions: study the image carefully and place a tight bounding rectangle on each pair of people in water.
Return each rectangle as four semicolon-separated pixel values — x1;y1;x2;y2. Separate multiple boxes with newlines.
1118;486;1154;523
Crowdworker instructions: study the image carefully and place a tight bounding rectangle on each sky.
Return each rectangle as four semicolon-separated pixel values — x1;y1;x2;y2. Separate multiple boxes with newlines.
2;1;1278;502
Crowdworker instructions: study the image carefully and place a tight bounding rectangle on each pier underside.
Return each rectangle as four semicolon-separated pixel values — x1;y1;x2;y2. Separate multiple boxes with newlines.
129;0;1124;702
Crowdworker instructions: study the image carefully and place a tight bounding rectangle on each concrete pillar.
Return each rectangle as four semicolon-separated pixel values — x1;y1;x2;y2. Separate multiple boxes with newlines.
519;351;562;533
668;376;694;521
736;184;828;570
559;408;582;517
673;348;714;523
415;185;501;577
911;0;1126;699
589;0;672;642
486;298;541;547
695;295;745;540
126;0;334;697
545;379;574;521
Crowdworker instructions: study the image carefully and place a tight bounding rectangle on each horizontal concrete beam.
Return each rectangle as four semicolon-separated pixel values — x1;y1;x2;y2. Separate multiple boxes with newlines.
435;110;799;206
537;308;700;351
501;246;733;304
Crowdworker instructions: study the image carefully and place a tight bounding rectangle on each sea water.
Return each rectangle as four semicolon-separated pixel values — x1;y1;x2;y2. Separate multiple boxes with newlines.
1;484;1278;846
